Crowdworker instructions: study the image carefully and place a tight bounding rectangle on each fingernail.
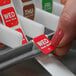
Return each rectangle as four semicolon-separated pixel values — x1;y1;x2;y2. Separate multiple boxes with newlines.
51;29;64;47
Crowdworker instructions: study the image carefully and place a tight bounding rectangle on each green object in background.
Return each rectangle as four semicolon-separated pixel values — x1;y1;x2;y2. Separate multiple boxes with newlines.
42;0;53;13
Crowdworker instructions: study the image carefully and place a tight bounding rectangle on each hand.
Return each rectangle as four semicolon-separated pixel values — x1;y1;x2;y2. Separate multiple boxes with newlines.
51;0;76;57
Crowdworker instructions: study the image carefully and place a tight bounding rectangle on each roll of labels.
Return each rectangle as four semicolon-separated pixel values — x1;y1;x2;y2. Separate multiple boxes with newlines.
0;0;28;48
0;0;56;55
33;0;67;14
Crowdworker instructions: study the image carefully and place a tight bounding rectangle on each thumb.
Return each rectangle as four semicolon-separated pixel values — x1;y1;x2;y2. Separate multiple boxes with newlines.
51;0;76;48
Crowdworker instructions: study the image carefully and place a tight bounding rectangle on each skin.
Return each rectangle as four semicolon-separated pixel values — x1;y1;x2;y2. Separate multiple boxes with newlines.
54;0;76;57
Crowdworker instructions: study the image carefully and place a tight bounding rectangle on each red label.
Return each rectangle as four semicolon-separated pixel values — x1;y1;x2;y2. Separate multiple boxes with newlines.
16;28;28;45
33;35;55;54
1;7;19;28
61;0;67;5
0;0;11;6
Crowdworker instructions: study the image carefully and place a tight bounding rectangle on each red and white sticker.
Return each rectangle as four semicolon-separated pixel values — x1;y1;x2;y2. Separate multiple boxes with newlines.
16;28;28;45
0;0;11;6
33;34;55;54
1;7;19;28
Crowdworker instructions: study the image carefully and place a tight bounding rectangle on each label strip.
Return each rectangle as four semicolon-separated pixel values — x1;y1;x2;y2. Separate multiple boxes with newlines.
0;0;28;45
